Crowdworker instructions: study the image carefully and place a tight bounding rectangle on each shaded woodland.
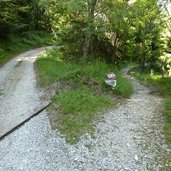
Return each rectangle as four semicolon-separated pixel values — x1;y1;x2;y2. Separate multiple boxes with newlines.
1;0;171;74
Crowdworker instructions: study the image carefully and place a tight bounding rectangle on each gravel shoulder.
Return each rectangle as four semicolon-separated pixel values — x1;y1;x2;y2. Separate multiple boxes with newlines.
0;50;171;170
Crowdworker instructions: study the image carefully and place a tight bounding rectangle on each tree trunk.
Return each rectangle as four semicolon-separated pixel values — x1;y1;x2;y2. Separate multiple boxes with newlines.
83;0;97;58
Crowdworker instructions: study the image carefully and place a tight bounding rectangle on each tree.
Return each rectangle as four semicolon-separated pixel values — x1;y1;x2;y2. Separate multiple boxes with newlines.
83;0;97;58
0;0;19;38
0;0;50;39
39;0;165;71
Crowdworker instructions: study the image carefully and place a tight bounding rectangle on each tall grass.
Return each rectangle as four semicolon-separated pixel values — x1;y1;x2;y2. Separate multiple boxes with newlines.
0;31;53;65
36;52;133;98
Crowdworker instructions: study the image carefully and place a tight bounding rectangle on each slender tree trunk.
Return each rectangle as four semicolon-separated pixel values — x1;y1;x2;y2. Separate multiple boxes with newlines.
83;0;97;58
83;35;91;58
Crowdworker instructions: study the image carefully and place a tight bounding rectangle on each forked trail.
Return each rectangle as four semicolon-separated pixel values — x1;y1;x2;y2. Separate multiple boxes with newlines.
0;49;171;171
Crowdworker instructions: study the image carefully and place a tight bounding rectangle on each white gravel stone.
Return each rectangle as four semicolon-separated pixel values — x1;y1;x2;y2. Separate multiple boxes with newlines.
0;51;171;171
134;155;139;161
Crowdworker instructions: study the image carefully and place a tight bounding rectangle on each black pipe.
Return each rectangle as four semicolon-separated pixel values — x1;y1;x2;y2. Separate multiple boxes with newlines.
0;103;51;141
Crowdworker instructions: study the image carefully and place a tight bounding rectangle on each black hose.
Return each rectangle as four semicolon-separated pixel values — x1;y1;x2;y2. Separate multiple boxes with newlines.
0;103;51;141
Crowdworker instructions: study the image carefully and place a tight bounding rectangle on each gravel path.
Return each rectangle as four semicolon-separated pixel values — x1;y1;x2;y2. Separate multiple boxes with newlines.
0;48;47;137
0;50;171;171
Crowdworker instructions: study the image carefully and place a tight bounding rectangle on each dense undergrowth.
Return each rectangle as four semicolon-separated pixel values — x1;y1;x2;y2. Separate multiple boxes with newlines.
35;48;133;143
0;31;53;65
131;70;171;144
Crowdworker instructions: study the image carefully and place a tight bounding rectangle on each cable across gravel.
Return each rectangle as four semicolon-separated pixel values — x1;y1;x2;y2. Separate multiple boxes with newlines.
0;49;171;171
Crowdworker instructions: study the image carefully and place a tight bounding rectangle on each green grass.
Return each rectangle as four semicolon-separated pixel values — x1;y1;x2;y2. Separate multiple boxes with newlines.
0;31;53;65
50;89;111;144
36;56;134;98
131;70;171;144
35;49;134;143
35;58;79;87
112;69;134;98
165;96;171;143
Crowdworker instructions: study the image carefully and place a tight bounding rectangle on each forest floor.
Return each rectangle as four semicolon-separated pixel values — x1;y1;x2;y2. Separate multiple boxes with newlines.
0;48;171;171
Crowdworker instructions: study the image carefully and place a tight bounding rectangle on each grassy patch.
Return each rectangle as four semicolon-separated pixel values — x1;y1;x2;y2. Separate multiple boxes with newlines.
165;96;171;142
131;70;171;144
50;89;111;144
0;31;53;65
36;54;133;97
112;70;134;98
35;49;134;143
35;57;79;87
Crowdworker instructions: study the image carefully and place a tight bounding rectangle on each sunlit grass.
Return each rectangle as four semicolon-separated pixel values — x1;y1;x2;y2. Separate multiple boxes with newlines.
35;49;134;143
113;70;133;98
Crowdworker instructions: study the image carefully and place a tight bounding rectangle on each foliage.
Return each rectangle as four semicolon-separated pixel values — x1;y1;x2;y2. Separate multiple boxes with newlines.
0;0;22;38
0;31;53;65
38;0;166;73
0;0;50;39
112;0;164;71
1;0;171;75
36;48;133;98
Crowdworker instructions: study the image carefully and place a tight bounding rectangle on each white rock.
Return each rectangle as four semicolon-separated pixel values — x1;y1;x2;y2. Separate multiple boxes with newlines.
134;155;139;161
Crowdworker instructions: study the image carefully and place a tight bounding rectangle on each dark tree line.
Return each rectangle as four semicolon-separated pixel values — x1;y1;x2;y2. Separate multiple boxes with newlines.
1;0;171;74
0;0;50;39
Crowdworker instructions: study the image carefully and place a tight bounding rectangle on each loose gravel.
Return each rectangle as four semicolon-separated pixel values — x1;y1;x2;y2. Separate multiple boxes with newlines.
0;50;171;171
0;48;48;137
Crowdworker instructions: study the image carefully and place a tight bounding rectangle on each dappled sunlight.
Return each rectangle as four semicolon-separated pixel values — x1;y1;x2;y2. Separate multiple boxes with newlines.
128;0;137;5
14;50;46;63
150;74;163;81
25;55;39;61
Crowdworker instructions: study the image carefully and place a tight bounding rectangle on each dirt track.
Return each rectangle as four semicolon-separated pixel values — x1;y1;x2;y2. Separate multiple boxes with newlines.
0;48;46;137
0;49;171;170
